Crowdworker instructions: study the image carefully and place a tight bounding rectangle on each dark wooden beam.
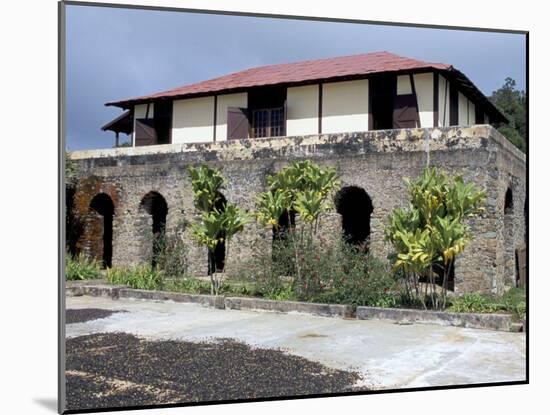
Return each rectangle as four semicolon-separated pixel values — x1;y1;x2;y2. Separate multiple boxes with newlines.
213;95;218;141
433;72;439;127
318;83;323;134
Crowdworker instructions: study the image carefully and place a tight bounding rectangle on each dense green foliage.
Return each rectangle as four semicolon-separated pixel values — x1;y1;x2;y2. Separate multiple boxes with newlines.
385;168;485;310
489;77;527;152
66;254;102;281
239;238;396;309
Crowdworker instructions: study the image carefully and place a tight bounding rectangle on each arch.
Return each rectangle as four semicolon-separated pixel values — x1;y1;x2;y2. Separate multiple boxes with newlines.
210;193;227;274
504;187;514;215
89;193;114;268
334;186;374;245
140;191;168;267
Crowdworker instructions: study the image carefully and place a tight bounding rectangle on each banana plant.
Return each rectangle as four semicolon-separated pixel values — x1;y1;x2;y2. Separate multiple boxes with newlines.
385;167;485;310
188;165;249;295
254;160;340;290
255;188;292;229
188;165;225;212
294;189;327;224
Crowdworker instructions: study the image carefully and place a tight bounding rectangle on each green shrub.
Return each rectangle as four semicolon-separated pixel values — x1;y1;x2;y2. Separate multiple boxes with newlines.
66;254;102;281
240;237;396;307
310;243;397;309
107;266;164;290
236;238;293;297
153;228;189;278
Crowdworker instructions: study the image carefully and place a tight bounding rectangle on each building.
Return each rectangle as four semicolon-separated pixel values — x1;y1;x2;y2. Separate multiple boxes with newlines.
102;51;505;146
70;52;526;294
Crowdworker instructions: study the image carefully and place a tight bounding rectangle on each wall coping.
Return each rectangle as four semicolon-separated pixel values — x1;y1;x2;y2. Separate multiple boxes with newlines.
70;125;525;165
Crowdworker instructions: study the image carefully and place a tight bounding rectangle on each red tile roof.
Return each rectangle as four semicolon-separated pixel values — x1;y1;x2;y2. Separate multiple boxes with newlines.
106;51;451;107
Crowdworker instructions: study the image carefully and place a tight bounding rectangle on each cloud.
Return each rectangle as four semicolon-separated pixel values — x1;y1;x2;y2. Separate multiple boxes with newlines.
65;5;526;150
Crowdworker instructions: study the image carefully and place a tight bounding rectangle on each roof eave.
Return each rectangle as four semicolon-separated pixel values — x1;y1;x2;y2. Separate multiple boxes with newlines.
104;66;448;109
444;68;508;124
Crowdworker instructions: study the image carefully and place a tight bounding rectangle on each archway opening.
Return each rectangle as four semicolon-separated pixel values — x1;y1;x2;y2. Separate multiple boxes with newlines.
430;261;455;291
209;193;227;274
505;187;514;215
273;209;296;241
334;186;374;246
89;193;114;268
140;191;168;267
271;209;297;275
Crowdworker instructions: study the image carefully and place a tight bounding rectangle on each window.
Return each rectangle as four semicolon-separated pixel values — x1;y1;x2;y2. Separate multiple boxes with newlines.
252;107;285;138
248;86;287;138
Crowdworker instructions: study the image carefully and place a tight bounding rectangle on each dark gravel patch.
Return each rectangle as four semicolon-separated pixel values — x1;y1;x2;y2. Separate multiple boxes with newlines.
66;308;127;324
66;332;362;411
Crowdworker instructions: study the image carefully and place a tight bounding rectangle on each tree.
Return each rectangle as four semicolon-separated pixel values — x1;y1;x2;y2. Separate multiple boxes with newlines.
385;168;485;310
489;77;526;152
255;160;340;298
188;165;249;295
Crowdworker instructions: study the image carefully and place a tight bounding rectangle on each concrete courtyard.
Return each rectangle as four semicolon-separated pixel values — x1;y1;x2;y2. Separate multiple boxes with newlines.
66;295;526;393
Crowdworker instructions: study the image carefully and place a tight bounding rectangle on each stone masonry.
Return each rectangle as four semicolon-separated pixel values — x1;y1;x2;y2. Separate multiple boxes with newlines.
69;125;526;294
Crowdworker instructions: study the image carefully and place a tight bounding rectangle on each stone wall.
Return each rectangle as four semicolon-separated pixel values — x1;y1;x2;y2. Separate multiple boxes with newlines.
69;125;526;294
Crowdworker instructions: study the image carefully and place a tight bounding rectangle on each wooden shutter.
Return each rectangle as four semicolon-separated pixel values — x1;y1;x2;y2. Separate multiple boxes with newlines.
135;118;157;146
393;94;419;128
227;107;249;140
282;100;287;136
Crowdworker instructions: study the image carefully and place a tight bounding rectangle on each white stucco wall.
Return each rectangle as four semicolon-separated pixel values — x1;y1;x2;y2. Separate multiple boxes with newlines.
458;92;468;125
172;96;215;144
468;100;476;125
132;103;154;146
413;73;434;128
215;92;248;141
438;75;450;127
321;79;369;134
287;84;319;135
397;75;412;95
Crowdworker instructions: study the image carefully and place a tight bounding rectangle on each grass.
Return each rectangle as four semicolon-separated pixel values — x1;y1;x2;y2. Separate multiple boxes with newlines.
106;266;163;290
66;254;102;281
447;287;526;319
101;264;526;319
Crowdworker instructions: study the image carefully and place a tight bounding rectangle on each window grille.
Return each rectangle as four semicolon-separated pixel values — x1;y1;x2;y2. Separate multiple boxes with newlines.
252;107;285;138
